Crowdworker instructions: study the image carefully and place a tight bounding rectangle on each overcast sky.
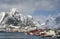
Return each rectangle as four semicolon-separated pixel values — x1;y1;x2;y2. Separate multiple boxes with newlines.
0;0;60;21
0;0;60;16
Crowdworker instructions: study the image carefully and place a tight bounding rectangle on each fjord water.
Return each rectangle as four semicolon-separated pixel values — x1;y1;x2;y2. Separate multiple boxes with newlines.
0;32;59;39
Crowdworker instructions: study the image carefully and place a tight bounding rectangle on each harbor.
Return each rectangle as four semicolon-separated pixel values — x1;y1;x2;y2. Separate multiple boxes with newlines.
0;26;60;38
0;8;60;39
0;0;60;39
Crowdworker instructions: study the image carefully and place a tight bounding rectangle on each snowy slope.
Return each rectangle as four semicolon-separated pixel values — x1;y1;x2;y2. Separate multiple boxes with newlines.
0;8;39;28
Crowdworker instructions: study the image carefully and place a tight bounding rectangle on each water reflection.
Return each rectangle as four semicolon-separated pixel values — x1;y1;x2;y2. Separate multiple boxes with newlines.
0;32;59;39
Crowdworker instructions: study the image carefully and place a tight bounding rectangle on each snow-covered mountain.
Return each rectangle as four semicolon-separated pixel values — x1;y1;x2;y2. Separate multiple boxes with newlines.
0;8;60;29
45;15;60;29
55;16;60;24
0;8;39;27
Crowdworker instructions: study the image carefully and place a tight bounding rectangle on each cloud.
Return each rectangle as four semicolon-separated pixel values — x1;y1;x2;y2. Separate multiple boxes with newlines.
0;0;59;15
34;0;60;10
0;0;36;15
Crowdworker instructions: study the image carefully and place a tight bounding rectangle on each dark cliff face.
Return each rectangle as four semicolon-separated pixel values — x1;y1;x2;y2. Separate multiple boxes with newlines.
45;20;49;25
55;16;60;24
